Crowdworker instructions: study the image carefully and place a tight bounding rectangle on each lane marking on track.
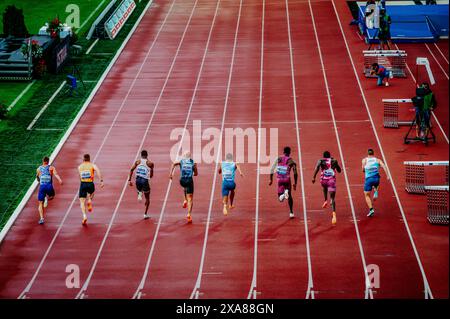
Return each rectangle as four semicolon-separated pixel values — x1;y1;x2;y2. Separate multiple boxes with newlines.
190;0;243;300
7;80;36;112
332;0;433;299
74;0;179;299
16;0;157;299
247;0;264;301
433;43;449;64
425;43;449;79
133;0;222;299
27;81;66;130
286;0;314;299
86;38;100;55
394;43;449;144
309;0;373;299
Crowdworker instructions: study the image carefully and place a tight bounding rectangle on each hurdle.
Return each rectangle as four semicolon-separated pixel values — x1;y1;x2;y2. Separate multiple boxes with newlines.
383;99;414;128
424;186;449;225
404;161;449;194
363;50;407;78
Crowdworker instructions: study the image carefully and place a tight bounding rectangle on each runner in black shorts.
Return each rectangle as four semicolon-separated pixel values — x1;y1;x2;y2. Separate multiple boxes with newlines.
129;150;154;219
169;152;198;223
78;154;103;226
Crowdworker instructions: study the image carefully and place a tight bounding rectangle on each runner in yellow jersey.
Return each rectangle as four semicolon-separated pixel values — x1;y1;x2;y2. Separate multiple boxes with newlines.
78;154;103;225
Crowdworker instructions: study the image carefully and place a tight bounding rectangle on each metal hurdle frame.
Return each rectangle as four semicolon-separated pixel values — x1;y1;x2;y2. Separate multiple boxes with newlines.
404;161;449;194
383;99;436;144
383;98;413;128
363;50;407;78
424;186;449;225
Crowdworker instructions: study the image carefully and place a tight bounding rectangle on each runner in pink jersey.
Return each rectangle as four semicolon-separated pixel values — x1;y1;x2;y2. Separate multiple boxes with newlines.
312;151;342;225
269;147;298;219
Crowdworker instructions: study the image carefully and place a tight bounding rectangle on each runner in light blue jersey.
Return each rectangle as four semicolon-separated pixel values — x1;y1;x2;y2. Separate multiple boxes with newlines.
362;149;389;217
218;153;244;216
36;156;62;225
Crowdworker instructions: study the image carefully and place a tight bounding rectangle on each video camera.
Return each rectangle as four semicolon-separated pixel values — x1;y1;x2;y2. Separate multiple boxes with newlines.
411;86;427;109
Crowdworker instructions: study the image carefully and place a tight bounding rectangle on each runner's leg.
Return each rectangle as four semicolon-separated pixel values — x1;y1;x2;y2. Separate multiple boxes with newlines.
229;189;235;208
144;192;150;215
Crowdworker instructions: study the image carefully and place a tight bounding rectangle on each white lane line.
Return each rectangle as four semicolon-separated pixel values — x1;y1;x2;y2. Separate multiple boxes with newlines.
433;43;449;64
425;43;449;80
86;38;100;55
332;0;433;299
286;0;314;300
16;0;156;298
394;43;449;144
7;80;36;112
309;0;373;299
189;0;242;300
132;0;221;299
74;0;178;299
26;81;66;130
247;0;264;300
77;0;107;34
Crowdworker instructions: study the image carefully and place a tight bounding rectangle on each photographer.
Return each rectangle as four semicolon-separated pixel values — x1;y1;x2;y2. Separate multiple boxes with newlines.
411;82;436;139
421;82;437;137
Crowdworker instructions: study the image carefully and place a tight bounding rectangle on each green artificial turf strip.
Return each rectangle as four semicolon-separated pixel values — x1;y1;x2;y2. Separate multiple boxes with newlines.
0;0;107;34
0;0;151;229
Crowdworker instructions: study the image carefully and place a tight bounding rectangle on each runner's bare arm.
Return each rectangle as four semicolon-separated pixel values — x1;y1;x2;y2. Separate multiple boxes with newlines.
312;160;321;183
36;168;40;182
236;163;244;177
169;161;180;179
269;158;278;186
378;159;390;180
148;161;154;178
193;163;198;176
361;158;366;173
333;159;342;173
292;162;298;190
52;167;63;185
93;164;104;187
128;161;139;185
218;165;222;175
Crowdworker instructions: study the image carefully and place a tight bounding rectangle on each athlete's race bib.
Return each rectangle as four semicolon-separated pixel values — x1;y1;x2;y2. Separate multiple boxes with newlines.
136;166;149;179
222;169;233;181
181;163;193;178
40;174;51;184
323;168;335;178
80;170;92;180
277;165;288;176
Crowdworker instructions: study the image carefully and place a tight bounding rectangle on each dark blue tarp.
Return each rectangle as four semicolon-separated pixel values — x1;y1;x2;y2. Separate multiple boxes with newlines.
358;4;449;43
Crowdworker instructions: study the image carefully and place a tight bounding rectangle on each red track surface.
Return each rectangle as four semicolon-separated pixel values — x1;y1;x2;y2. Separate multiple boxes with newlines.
0;0;448;299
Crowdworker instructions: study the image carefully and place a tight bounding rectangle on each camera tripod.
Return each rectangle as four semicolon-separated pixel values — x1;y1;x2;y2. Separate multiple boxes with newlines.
404;112;436;145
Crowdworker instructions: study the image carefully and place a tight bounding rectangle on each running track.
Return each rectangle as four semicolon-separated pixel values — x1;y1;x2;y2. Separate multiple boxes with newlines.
0;0;447;299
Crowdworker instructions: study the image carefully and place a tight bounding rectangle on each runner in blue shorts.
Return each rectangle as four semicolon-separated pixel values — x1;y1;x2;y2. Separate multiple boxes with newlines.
362;149;389;217
36;156;62;225
218;153;244;216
